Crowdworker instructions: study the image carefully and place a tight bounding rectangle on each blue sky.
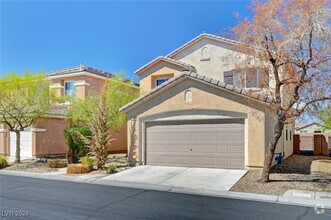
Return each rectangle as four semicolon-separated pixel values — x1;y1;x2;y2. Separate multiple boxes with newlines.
0;0;251;82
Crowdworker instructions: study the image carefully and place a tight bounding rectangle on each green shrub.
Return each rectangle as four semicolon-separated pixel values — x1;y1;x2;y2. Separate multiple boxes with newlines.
64;126;91;164
107;164;118;174
47;159;67;168
67;164;91;174
0;154;8;169
81;157;93;169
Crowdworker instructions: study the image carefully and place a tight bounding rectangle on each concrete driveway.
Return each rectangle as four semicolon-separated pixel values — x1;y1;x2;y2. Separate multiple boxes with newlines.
103;166;247;191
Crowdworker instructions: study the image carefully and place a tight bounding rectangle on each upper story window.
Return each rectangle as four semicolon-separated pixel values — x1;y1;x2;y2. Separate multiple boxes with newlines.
64;81;75;96
224;68;269;89
156;78;170;87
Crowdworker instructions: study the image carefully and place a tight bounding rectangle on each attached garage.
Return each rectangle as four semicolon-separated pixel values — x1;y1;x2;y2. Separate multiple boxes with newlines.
145;119;245;169
121;72;282;169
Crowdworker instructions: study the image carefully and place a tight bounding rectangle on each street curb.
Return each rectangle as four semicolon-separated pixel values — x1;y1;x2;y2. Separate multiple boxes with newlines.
1;170;331;209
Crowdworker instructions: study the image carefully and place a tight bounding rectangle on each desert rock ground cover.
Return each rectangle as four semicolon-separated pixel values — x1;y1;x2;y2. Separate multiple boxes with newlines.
231;155;331;196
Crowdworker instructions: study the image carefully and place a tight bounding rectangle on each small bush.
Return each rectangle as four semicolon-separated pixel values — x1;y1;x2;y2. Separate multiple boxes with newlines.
47;159;67;168
67;164;91;174
81;157;93;169
64;126;92;164
0;154;8;169
107;164;118;174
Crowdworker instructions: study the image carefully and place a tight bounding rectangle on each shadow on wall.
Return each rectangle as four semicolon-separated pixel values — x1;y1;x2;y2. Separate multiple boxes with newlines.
128;120;138;166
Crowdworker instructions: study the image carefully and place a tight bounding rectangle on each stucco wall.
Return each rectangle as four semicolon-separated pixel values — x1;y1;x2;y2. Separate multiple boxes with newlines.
170;38;242;82
34;118;69;156
50;73;107;99
109;123;128;153
126;78;272;167
139;61;184;94
35;118;128;156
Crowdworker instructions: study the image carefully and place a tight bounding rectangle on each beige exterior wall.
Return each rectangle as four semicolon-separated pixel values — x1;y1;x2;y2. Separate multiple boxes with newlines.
34;118;128;157
170;38;244;82
34;118;69;156
50;73;107;100
125;78;277;168
139;61;185;94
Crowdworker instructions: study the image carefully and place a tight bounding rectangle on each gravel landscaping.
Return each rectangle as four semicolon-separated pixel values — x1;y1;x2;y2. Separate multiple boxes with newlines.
3;154;130;176
4;159;59;173
230;155;331;196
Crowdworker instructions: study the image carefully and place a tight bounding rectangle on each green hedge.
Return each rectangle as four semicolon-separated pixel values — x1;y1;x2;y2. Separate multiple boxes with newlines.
64;126;91;163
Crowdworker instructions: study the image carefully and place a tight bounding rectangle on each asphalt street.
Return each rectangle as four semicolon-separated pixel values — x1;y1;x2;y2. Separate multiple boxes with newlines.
0;174;330;220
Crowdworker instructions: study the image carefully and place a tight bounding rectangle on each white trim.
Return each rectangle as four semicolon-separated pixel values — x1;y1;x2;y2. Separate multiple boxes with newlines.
47;72;109;80
244;118;249;168
50;85;64;89
31;128;46;132
74;81;91;87
0;129;7;133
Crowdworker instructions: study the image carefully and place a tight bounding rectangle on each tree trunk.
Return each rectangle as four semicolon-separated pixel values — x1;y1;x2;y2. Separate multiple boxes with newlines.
261;121;284;182
15;131;21;163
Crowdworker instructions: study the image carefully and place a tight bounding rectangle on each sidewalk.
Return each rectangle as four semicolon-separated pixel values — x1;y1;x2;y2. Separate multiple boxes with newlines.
1;169;330;210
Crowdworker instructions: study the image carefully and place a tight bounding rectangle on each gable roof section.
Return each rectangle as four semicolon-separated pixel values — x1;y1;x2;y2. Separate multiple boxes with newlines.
166;33;242;58
135;56;195;76
47;65;113;79
120;71;273;113
295;122;322;131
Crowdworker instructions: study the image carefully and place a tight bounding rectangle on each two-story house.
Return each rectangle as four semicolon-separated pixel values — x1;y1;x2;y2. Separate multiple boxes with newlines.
0;65;136;160
120;33;294;169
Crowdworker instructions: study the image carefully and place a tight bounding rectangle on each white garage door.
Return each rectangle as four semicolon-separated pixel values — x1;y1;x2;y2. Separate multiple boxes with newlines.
146;119;245;169
10;131;33;159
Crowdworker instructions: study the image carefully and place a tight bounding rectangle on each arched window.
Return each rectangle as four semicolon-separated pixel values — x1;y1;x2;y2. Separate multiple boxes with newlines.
184;90;192;102
201;47;210;61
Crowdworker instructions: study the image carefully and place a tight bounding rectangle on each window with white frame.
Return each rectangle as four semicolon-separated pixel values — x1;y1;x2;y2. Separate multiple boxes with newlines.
223;68;269;88
64;81;75;96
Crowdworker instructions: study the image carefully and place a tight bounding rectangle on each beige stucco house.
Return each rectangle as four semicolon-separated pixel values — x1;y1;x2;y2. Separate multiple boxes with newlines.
295;122;330;134
120;33;294;169
0;65;136;160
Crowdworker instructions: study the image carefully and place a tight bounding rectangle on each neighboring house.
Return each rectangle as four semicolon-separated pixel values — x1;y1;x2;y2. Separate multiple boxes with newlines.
0;65;137;160
120;33;294;169
293;122;330;156
295;122;329;134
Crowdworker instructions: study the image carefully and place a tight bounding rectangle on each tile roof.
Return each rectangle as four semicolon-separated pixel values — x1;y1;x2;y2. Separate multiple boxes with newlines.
120;71;273;113
135;56;196;75
47;64;113;78
46;104;70;117
166;33;242;58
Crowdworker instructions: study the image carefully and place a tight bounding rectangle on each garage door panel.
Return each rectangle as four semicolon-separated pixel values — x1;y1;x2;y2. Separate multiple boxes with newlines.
179;156;191;165
204;133;216;141
231;146;244;153
217;146;229;153
192;134;203;141
191;157;203;166
204;146;216;153
146;119;245;169
230;158;244;167
179;133;191;141
218;158;230;166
